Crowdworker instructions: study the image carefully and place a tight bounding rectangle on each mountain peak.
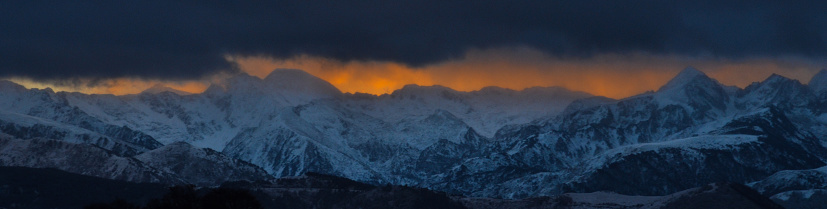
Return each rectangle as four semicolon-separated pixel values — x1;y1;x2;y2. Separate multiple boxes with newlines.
763;74;795;84
654;67;730;110
141;84;192;95
264;69;315;83
0;80;27;93
809;69;827;92
222;73;263;91
476;86;513;94
658;67;708;92
742;73;801;92
263;69;340;94
259;69;342;105
392;84;456;95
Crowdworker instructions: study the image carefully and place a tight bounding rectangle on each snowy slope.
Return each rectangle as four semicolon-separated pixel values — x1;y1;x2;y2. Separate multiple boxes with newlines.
809;69;827;94
135;142;273;185
425;68;827;198
14;70;586;187
0;86;163;152
0;110;152;156
1;67;826;203
141;84;193;95
0;135;181;183
342;84;591;137
749;166;827;196
0;134;272;186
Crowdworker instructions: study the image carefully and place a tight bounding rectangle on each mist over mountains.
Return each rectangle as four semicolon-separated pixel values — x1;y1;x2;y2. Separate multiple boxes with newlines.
1;67;827;208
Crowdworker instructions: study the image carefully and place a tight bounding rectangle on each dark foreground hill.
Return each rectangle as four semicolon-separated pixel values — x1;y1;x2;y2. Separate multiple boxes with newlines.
0;167;167;209
0;167;785;209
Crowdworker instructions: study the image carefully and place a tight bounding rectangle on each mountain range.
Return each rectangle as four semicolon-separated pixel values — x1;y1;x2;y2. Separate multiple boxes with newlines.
1;67;827;207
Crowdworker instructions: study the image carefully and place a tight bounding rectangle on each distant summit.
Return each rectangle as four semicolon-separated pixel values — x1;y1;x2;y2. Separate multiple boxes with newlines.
810;69;827;93
205;69;343;106
141;84;192;95
264;69;341;95
658;66;708;92
0;80;27;93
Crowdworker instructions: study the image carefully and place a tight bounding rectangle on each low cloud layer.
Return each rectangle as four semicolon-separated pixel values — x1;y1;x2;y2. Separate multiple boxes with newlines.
1;1;825;80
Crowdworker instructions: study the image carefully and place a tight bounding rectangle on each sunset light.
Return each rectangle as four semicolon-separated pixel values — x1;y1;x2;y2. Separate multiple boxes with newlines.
2;1;826;207
8;49;824;99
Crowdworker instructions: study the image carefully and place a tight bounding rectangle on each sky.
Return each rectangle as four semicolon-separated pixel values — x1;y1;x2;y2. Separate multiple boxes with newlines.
1;1;826;99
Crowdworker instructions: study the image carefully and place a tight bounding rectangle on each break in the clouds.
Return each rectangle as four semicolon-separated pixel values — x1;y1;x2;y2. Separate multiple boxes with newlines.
1;0;826;80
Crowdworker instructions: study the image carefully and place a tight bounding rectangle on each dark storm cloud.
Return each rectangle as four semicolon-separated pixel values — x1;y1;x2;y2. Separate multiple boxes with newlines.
1;0;825;80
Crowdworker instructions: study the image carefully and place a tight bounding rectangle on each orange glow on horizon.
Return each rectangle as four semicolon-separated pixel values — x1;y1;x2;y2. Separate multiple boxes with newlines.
6;77;209;96
230;49;825;99
5;48;824;99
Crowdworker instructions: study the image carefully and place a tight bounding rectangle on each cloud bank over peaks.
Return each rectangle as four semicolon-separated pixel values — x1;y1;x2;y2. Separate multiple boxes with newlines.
0;1;825;80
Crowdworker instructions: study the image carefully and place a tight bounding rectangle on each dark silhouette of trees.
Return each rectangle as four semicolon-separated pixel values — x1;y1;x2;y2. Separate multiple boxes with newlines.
86;185;262;209
144;185;201;209
85;199;141;209
201;188;262;209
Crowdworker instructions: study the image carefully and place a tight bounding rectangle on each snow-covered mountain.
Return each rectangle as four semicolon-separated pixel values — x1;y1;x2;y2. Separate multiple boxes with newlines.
0;134;271;186
460;67;827;198
1;67;826;205
809;69;827;95
140;84;193;95
0;134;179;183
